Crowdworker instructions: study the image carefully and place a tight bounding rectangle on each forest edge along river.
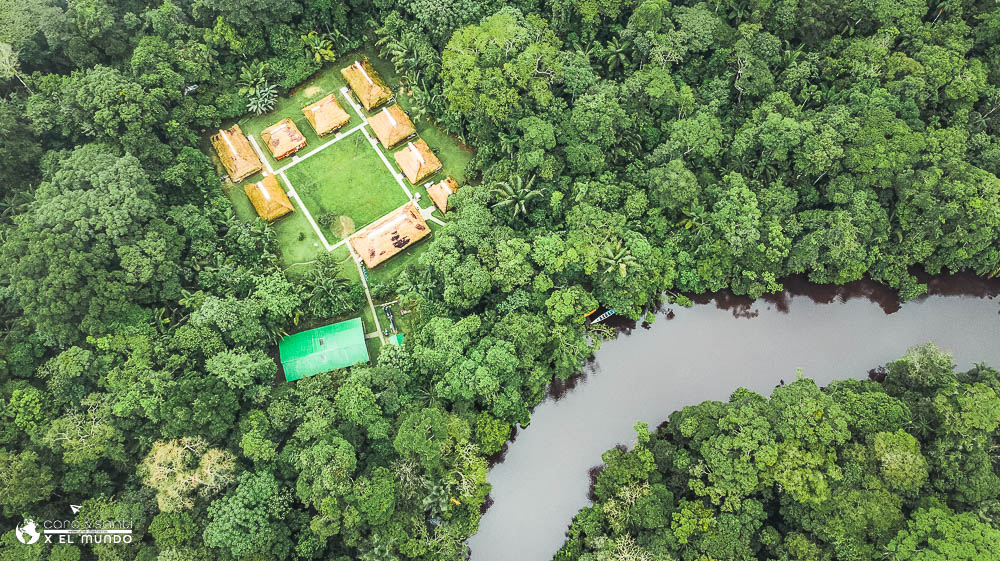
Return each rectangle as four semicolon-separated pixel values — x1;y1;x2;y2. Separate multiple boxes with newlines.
467;274;1000;561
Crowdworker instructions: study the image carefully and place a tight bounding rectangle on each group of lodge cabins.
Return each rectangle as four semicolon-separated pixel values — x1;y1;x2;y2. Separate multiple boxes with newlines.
209;57;460;260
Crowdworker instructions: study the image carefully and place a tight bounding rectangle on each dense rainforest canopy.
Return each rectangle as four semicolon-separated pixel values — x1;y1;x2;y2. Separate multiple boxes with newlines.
1;0;1000;559
556;344;1000;561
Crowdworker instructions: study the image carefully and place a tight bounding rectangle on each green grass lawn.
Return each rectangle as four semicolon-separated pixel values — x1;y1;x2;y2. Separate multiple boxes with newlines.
285;130;410;240
236;80;360;173
208;48;476;292
221;182;327;271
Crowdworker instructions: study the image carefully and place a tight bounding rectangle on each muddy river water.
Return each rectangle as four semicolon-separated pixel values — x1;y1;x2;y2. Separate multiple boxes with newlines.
468;275;1000;561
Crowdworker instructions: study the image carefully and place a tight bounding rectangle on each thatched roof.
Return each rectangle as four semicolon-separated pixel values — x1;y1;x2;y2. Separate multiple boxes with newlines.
261;118;307;160
245;174;294;222
303;94;350;137
349;202;431;268
427;176;459;214
369;105;415;149
341;58;392;111
393;139;442;185
211;124;262;182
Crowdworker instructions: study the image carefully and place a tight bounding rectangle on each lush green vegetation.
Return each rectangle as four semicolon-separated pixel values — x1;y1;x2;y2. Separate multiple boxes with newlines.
215;58;469;279
287;131;409;239
1;0;999;559
223;180;329;269
555;344;1000;561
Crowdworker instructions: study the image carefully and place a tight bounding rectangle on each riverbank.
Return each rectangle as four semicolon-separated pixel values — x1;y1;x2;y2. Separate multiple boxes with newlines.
468;275;1000;561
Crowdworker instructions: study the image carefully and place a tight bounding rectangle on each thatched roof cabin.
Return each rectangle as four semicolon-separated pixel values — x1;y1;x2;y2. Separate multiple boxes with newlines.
261;118;307;160
211;124;262;182
303;94;350;137
341;58;392;111
245;174;294;222
427;176;459;214
369;105;416;149
349;202;431;268
393;139;442;185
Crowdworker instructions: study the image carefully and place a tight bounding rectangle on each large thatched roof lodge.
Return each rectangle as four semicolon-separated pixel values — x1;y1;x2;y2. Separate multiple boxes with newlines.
211;124;262;182
303;94;350;137
393;139;442;185
349;202;431;268
341;58;393;111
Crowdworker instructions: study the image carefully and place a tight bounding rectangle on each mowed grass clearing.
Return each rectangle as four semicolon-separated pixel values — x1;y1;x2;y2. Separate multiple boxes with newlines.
235;79;358;172
221;181;327;269
208;50;476;288
285;131;409;240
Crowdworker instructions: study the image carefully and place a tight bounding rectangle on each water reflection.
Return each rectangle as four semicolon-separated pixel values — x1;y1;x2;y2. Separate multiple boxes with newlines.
469;276;1000;561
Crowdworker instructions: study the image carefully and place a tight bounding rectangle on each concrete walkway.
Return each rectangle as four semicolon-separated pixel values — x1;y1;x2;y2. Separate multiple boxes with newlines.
275;121;368;175
278;172;333;251
420;204;446;226
245;87;450;350
349;244;386;345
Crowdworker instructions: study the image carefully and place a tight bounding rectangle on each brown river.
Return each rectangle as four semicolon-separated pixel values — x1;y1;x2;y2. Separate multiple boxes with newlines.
467;275;1000;561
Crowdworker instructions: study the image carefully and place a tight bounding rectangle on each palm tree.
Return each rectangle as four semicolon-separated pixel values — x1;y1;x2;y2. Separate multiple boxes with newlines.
0;191;31;221
676;203;708;233
491;174;542;217
413;379;439;409
600;239;638;278
375;34;396;59
307;273;351;297
306;274;351;316
780;41;803;70
497;130;519;158
407;79;434;122
421;480;453;516
381;34;431;82
604;37;631;74
246;84;277;115
570;38;601;71
237;62;268;96
301;31;336;63
388;35;417;74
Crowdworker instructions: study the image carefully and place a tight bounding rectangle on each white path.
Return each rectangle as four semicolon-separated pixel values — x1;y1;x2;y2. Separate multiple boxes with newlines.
362;126;413;200
247;87;449;350
349;244;386;345
278;171;333;251
341;86;368;120
248;135;276;174
275;121;367;175
420;204;445;226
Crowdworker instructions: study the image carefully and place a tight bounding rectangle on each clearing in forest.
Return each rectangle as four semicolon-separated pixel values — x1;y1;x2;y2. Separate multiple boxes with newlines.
286;131;410;240
209;52;473;286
